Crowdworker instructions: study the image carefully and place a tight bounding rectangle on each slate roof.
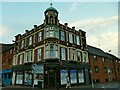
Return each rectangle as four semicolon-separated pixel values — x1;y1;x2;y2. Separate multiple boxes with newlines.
87;45;113;59
0;43;14;53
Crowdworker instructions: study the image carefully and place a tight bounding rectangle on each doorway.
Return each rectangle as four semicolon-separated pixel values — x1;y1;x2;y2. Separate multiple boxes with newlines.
48;69;56;87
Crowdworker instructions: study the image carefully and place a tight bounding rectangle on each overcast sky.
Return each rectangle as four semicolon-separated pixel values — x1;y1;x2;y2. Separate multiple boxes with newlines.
1;0;119;57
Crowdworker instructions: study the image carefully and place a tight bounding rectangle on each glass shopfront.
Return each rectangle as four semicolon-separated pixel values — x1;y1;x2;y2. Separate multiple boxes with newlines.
70;70;77;84
24;71;32;85
60;69;68;85
78;70;84;83
16;72;23;84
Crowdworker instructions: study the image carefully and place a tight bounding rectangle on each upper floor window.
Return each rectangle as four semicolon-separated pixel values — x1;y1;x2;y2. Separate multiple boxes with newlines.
102;57;105;62
69;33;73;43
45;44;59;59
9;49;13;54
71;49;75;60
50;44;54;58
83;52;88;62
21;40;24;49
29;36;32;45
104;67;107;73
93;55;97;59
55;45;58;58
45;45;49;58
45;26;58;39
13;55;17;65
25;51;29;63
37;48;41;61
95;66;99;73
60;31;65;41
61;47;66;60
20;54;23;64
29;50;33;62
38;32;42;42
25;50;33;63
76;35;80;45
77;51;81;62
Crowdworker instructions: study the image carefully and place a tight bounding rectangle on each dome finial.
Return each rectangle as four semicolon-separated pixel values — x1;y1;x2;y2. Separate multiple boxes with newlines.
50;0;53;7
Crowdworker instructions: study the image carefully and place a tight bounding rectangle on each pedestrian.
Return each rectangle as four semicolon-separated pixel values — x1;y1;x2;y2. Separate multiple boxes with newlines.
66;75;71;88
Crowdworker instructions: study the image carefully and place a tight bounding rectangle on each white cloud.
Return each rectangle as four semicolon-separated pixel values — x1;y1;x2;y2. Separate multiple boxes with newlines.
69;16;119;57
70;2;79;13
0;26;9;37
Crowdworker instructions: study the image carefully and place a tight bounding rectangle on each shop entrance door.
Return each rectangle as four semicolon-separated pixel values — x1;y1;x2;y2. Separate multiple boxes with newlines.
49;69;55;87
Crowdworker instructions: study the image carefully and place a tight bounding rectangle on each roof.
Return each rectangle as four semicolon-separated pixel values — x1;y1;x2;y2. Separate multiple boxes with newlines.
0;43;14;53
45;6;58;13
87;45;113;59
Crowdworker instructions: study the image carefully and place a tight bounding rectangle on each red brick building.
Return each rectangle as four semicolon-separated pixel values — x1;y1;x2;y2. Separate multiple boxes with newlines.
0;44;14;86
88;45;120;83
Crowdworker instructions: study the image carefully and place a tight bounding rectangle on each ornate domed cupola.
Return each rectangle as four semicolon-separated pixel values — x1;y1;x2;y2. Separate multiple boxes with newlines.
44;3;59;25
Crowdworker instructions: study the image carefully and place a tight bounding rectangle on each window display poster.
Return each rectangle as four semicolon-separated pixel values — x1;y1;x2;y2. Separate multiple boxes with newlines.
16;72;23;84
70;70;77;84
34;74;43;85
78;70;84;83
24;72;32;85
60;69;68;85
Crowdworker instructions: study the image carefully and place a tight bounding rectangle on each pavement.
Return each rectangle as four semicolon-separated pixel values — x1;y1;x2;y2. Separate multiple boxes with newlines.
1;82;120;90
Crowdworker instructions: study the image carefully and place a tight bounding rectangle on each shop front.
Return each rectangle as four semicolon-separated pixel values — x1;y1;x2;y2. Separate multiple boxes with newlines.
12;61;90;88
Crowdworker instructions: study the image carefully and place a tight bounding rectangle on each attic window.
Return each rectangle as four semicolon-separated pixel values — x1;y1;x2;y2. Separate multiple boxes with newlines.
93;55;96;59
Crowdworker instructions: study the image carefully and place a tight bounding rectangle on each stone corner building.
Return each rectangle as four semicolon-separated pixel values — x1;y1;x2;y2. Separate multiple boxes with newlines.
12;5;90;88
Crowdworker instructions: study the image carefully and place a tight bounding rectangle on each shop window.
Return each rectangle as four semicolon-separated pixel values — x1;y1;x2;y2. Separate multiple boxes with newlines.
60;69;68;85
16;72;23;84
78;70;84;83
70;70;77;84
24;71;32;85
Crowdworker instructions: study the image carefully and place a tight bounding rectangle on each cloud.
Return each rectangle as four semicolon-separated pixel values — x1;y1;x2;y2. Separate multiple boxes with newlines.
69;16;118;57
70;2;79;13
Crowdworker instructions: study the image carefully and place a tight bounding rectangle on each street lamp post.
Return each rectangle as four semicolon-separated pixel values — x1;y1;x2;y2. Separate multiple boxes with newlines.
90;69;94;88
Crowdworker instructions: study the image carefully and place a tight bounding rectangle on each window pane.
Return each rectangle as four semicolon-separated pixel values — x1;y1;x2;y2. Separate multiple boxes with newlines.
37;48;41;61
76;35;80;45
29;36;32;45
46;51;49;58
61;47;66;60
69;33;73;43
50;44;54;58
38;32;42;42
29;50;33;62
20;54;23;64
77;51;81;62
50;31;54;37
61;31;65;41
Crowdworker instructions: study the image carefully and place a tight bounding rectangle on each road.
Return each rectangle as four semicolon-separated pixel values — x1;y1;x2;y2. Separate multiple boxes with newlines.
1;82;120;90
